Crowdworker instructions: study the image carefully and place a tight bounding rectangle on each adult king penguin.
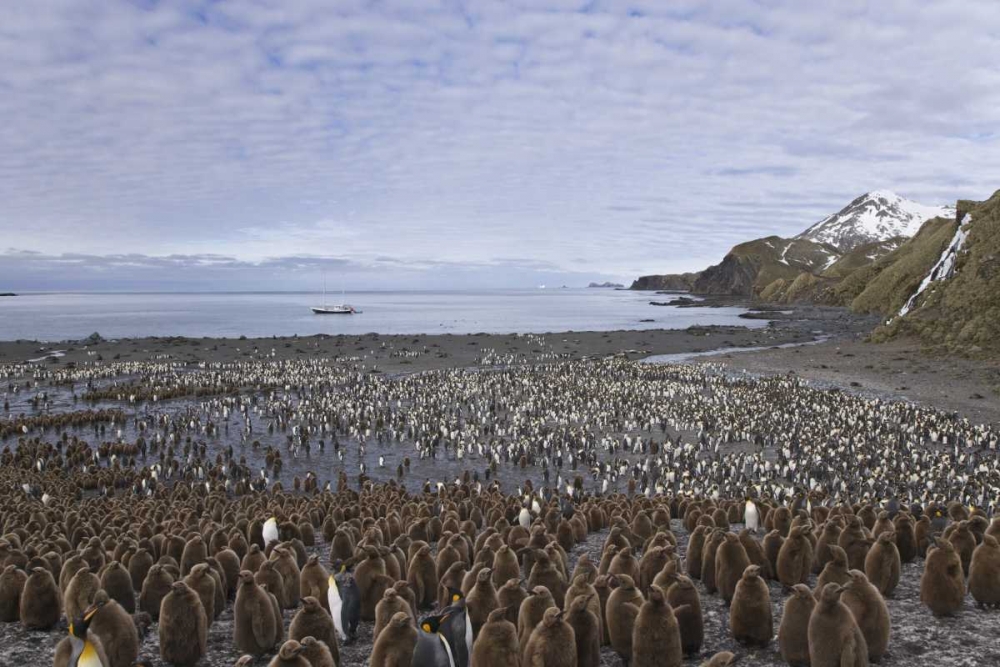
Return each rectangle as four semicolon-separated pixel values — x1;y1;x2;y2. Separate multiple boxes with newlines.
744;497;760;534
55;600;110;667
263;517;280;549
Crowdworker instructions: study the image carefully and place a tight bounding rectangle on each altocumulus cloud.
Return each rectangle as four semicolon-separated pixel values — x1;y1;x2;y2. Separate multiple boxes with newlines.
0;0;998;289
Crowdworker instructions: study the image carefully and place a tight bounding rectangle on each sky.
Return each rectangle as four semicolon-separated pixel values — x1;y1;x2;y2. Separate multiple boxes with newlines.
1;0;999;291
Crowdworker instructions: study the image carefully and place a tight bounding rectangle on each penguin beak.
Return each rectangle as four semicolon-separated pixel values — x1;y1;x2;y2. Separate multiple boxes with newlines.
83;602;101;622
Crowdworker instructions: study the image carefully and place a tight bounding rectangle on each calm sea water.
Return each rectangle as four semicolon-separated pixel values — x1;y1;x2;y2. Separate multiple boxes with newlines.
0;290;767;341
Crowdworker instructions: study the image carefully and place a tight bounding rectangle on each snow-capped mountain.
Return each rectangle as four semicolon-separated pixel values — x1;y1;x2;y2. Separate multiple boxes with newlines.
797;191;956;253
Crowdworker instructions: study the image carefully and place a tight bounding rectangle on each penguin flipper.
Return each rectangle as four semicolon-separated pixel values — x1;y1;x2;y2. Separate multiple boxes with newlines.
252;606;275;648
876;554;893;592
840;632;863;667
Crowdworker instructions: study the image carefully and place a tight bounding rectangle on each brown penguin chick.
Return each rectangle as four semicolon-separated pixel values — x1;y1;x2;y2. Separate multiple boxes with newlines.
0;564;27;622
299;555;330;612
597;544;618;576
271;546;302;609
914;516;933;558
391;579;418;620
739;528;773;579
64;566;102;625
87;590;139;667
435;538;463;581
632;584;683;667
184;562;218;625
406;544;438;609
267;639;311;667
180;534;208;576
808;584;868;667
523;606;577;667
948;521;977;577
242;544;267;573
893;513;918;563
498;578;528;627
19;566;61;630
609;546;641;584
216;549;242;600
730;564;771;648
762;530;784;580
467;566;499;636
593;575;614;646
606;574;644;664
370;611;417;667
264;584;284;646
127;548;154;594
699;652;736;667
871;511;893;540
299;636;337;667
700;530;726;594
570;552;599;584
139;563;174;620
565;574;603;644
685;525;708;580
59;554;89;598
517;585;556;657
637;545;672;593
771;506;792;537
81;537;106;573
234;571;282;655
527;549;568;609
255;560;288;610
159;580;207;666
375;586;413;640
101;560;136;614
813;521;843;574
777;525;814;588
664;573;703;656
815;545;851;598
289;596;337;653
969;534;1000;608
492;545;521;588
837;518;872;572
566;592;601;667
841;570;890;663
778;584;815;667
865;531;901;596
920;538;966;616
438;560;468;610
472;607;521;667
715;532;751;605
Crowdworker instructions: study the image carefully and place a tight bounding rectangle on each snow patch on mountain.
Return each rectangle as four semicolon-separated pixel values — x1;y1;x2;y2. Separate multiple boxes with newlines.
798;191;956;253
896;213;972;319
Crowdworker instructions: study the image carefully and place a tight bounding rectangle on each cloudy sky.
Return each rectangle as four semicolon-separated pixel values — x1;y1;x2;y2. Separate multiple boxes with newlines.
1;0;998;291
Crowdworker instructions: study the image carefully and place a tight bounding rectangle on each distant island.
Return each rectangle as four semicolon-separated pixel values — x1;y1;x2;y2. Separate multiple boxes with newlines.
0;293;16;297
588;282;624;288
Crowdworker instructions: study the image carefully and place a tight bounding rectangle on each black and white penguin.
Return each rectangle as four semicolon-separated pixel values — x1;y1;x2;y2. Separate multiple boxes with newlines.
414;613;459;667
437;592;473;667
328;568;360;644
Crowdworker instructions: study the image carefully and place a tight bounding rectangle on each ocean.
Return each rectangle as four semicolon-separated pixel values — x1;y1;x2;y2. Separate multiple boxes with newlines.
0;289;767;341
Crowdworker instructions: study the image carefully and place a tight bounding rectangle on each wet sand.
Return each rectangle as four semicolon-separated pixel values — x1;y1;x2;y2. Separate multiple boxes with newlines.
704;337;1000;426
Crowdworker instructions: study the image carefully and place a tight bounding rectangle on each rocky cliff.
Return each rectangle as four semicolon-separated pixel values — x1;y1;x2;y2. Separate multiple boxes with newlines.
629;272;701;291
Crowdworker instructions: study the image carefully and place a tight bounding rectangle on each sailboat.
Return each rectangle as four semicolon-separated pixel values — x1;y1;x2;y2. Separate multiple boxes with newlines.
312;276;360;315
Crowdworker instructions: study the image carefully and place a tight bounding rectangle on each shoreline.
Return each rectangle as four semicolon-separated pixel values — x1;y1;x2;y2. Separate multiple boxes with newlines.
1;304;995;424
0;304;869;368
